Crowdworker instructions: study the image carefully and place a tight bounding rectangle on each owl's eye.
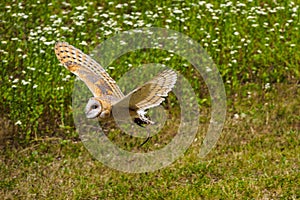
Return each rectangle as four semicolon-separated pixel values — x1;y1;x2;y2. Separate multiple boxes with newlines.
91;105;98;109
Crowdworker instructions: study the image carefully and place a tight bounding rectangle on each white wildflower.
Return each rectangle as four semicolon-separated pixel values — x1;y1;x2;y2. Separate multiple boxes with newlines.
173;9;183;14
75;6;87;11
79;41;88;46
15;120;22;125
264;83;271;89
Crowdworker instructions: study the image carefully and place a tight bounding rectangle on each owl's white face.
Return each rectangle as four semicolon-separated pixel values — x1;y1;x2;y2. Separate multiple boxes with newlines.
85;98;102;119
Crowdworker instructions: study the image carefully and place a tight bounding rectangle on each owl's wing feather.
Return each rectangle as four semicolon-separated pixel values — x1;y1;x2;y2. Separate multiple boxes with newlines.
112;69;177;111
54;42;124;99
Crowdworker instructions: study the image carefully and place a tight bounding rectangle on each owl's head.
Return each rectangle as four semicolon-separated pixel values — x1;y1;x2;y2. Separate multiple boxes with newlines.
84;97;102;119
85;97;111;119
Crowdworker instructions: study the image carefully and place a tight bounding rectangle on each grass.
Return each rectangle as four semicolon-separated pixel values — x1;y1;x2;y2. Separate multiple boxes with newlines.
0;0;299;199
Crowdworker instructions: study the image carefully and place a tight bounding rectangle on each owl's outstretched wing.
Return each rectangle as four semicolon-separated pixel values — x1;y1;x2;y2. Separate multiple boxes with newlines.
54;42;124;99
112;69;177;112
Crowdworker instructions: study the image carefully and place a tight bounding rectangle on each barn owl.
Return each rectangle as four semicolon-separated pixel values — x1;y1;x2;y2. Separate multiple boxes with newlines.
54;42;177;126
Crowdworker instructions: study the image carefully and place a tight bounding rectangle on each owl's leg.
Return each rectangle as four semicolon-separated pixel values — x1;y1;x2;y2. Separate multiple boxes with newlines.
133;117;152;127
136;110;154;125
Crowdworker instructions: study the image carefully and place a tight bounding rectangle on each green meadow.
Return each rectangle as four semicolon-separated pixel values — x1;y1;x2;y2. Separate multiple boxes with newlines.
0;0;299;199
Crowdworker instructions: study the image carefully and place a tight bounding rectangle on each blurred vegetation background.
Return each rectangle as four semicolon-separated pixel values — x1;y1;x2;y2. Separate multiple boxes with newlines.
0;0;299;199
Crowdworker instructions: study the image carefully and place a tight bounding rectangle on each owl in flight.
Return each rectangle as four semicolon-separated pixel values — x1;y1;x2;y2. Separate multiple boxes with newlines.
54;42;177;126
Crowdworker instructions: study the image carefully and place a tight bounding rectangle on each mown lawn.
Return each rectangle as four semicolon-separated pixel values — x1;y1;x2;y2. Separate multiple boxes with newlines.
0;0;299;199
